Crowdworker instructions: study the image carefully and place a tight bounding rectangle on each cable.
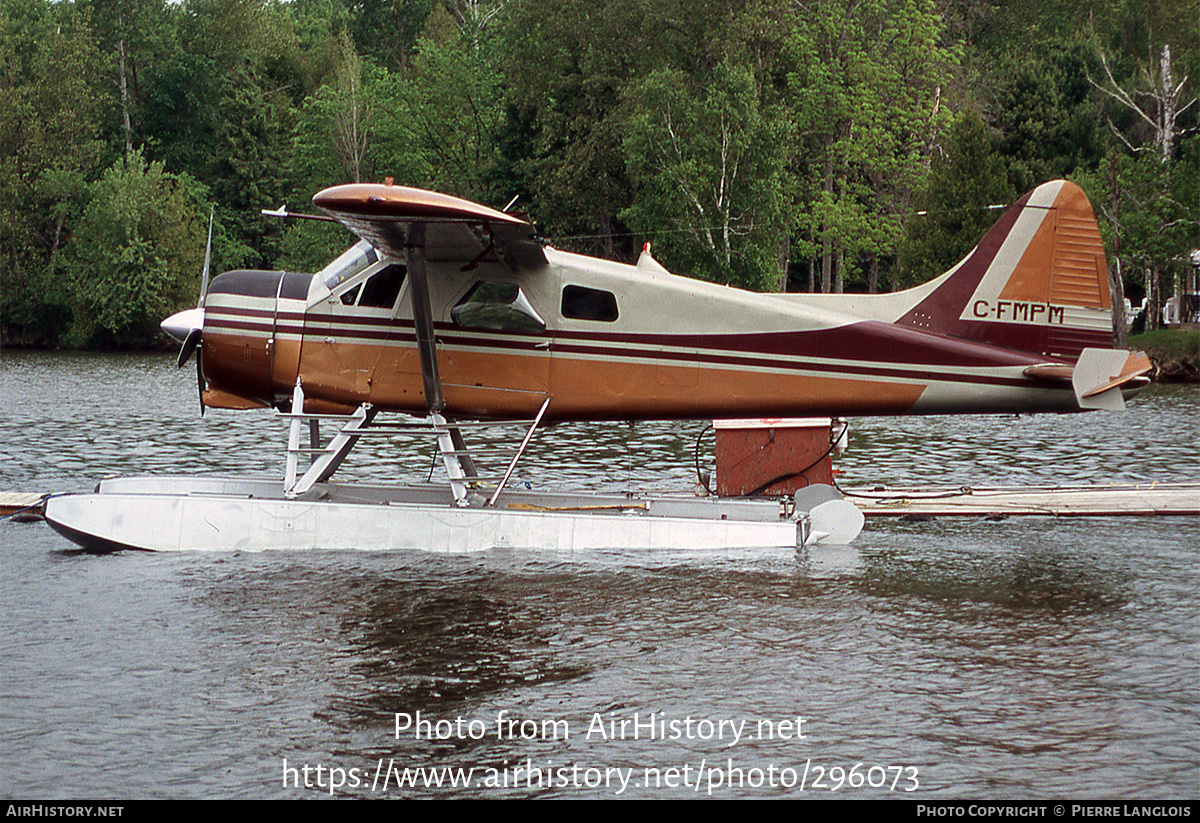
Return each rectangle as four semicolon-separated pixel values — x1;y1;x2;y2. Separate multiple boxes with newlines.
694;419;851;498
742;418;849;497
694;423;714;495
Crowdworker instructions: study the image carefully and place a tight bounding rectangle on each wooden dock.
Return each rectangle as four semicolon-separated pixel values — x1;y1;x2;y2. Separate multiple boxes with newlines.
844;482;1200;518
0;492;48;520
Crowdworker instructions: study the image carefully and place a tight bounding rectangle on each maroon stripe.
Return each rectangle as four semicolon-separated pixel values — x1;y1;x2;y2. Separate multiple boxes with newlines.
548;341;1032;388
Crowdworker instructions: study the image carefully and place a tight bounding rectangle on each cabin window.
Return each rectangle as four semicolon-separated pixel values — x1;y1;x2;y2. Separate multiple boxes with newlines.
337;263;406;308
561;284;618;322
358;263;407;308
452;281;546;333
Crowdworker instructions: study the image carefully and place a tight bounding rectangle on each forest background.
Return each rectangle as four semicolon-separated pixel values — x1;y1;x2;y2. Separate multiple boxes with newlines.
1;0;1196;349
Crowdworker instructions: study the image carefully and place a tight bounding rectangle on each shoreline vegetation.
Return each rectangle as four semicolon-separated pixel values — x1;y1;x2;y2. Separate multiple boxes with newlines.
1;1;1194;352
1130;328;1200;382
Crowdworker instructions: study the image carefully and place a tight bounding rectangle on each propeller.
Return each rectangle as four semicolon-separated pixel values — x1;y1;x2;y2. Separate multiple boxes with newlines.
162;208;213;414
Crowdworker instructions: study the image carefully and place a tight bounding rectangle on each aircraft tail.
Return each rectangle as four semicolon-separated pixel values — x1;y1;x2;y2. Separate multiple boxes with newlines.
897;180;1116;361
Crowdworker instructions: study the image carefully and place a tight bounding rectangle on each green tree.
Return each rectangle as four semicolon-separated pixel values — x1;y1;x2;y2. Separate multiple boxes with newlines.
0;1;104;345
142;50;223;179
992;38;1104;193
621;61;790;290
783;0;957;292
284;33;392;271
1084;12;1198;333
900;111;1015;284
84;0;179;158
210;64;293;267
379;13;505;197
1079;146;1198;337
347;0;436;70
61;151;205;347
493;0;682;259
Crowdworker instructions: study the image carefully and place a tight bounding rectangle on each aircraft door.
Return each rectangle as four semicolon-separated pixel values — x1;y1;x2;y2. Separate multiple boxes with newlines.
438;275;553;418
299;247;407;409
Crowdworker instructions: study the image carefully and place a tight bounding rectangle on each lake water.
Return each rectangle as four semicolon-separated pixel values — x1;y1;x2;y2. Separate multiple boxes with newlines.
1;351;1197;799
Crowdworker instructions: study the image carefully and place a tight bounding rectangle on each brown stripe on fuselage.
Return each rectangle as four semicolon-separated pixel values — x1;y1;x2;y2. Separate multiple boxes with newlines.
547;357;927;420
310;343;928;420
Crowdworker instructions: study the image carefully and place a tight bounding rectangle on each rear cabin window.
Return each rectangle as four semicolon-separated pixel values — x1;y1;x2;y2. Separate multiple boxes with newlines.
452;281;546;333
561;284;618;322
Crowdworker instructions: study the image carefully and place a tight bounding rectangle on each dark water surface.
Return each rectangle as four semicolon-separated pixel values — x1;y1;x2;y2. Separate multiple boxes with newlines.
1;352;1197;798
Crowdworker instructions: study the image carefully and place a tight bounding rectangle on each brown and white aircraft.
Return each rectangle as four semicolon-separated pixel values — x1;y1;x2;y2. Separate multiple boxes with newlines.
45;178;1155;553
162;178;1150;424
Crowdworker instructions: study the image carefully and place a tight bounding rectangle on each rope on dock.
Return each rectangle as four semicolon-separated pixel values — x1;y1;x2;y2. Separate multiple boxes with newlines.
0;493;50;521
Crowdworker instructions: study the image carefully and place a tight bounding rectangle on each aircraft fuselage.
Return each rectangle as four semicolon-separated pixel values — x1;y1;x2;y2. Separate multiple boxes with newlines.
199;246;1095;420
185;179;1147;421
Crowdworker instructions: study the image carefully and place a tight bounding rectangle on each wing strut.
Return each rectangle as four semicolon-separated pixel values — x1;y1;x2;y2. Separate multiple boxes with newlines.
285;205;547;505
405;220;482;505
406;222;444;412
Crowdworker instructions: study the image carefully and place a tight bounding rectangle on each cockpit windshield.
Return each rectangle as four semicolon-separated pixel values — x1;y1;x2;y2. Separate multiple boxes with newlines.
318;239;379;292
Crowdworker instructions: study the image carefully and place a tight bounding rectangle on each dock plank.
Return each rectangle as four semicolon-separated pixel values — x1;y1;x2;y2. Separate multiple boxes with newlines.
844;482;1200;517
0;492;47;519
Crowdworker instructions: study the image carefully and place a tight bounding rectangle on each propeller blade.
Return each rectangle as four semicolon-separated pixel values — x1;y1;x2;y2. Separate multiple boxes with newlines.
196;347;206;416
177;327;202;368
198;208;213;308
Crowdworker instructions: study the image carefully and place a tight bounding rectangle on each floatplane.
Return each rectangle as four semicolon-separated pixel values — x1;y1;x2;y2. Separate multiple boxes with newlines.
44;179;1151;552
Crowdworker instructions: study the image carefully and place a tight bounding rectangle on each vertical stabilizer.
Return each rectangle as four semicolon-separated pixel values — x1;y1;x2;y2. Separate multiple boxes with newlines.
899;180;1115;361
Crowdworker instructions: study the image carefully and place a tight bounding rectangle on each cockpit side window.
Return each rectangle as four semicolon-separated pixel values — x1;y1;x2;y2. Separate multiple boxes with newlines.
561;284;618;322
358;263;407;308
451;281;546;333
335;263;407;308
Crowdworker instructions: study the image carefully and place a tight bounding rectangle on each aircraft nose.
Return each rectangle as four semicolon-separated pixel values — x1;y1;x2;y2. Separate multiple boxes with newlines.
161;306;204;344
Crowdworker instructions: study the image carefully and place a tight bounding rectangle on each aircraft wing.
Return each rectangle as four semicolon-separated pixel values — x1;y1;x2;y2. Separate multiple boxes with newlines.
313;183;547;268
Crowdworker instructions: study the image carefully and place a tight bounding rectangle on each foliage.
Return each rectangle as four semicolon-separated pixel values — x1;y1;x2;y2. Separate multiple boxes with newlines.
1;1;104;344
1130;328;1200;360
60;151;204;347
900;111;1015;284
1;0;1196;347
782;0;958;292
991;39;1103;194
382;21;505;197
621;61;789;290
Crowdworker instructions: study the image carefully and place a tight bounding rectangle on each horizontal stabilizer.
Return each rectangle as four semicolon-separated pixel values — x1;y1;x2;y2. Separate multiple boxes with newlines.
1022;362;1074;380
1071;349;1153;411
